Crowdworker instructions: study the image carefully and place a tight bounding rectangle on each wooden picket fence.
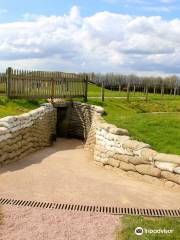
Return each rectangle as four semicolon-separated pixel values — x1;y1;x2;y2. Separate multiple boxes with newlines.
0;72;7;95
0;68;88;101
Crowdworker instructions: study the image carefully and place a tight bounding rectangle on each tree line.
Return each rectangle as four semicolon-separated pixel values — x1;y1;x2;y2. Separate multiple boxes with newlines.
88;73;180;95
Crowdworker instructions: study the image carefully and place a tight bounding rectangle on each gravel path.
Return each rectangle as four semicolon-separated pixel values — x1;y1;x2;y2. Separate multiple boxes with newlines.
0;205;120;240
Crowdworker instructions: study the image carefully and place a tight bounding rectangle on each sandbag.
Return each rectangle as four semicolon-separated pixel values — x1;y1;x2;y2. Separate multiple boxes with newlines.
173;167;180;175
136;164;161;177
155;161;178;172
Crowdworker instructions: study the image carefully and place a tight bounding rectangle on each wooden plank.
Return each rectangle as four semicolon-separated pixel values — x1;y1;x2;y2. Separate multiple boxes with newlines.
7;67;12;97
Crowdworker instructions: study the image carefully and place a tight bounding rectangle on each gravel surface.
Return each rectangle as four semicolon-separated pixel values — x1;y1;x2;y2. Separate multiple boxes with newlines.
0;205;120;240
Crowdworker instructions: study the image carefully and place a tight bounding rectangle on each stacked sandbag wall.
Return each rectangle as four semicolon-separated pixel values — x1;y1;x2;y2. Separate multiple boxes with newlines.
68;102;93;139
74;102;180;187
0;103;57;165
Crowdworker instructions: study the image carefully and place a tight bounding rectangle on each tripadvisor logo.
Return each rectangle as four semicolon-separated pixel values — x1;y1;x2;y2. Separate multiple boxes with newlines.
135;227;143;235
135;227;174;235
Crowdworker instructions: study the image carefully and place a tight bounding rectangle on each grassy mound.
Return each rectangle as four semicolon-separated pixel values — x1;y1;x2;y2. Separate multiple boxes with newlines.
0;97;46;118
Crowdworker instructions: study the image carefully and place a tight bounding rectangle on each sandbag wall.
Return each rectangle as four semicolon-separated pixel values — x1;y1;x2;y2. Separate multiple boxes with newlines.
0;103;57;165
68;102;94;139
77;102;180;187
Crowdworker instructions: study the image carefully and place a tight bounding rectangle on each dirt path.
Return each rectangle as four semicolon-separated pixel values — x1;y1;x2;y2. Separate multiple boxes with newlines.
0;138;180;239
0;138;180;208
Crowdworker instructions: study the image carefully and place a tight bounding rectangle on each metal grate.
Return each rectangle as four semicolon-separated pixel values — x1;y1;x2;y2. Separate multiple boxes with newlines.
0;198;179;217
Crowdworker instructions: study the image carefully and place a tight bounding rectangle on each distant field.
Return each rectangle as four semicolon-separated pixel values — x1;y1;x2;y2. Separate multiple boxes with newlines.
88;82;180;100
88;83;133;97
87;84;180;155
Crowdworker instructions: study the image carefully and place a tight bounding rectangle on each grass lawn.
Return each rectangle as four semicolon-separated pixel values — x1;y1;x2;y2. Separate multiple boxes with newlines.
0;97;46;118
116;216;180;240
86;84;180;155
88;83;138;97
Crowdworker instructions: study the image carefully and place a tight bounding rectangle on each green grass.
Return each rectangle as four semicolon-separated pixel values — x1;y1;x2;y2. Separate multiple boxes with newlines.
116;216;180;240
88;83;130;97
86;84;180;155
0;97;46;118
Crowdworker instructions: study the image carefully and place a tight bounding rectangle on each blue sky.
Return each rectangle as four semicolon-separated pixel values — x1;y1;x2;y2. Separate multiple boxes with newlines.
0;0;180;75
0;0;180;22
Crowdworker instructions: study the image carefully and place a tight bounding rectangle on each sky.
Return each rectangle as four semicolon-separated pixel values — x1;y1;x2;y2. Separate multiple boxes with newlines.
0;0;180;75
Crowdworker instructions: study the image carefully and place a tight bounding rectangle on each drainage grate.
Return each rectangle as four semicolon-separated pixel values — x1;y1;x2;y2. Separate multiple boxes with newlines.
0;198;179;217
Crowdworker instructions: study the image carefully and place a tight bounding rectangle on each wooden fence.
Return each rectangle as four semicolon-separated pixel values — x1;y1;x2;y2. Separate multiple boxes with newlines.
0;72;7;95
0;68;88;101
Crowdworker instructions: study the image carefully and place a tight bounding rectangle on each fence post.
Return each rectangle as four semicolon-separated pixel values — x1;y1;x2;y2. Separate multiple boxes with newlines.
101;81;104;102
7;67;12;98
145;86;148;102
84;74;88;102
51;78;55;103
127;82;130;102
133;85;136;95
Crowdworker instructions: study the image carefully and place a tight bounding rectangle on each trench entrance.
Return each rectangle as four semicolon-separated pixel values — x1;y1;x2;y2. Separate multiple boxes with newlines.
54;102;88;140
55;103;72;138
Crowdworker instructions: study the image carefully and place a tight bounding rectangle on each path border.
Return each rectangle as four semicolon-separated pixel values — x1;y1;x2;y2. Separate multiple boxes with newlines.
0;198;179;217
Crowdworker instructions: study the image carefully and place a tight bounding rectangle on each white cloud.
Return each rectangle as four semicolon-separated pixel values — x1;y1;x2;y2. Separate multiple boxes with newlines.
160;0;176;3
0;6;180;75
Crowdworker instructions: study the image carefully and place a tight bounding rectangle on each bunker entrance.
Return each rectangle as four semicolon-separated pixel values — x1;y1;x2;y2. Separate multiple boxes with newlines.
55;102;72;138
54;101;91;141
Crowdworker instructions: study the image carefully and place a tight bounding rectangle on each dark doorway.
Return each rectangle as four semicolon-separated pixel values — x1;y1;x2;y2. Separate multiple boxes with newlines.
56;105;71;137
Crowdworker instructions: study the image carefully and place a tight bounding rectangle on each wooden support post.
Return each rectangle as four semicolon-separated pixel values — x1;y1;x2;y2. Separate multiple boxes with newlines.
143;86;146;94
161;86;164;96
127;82;130;102
154;87;156;94
84;74;88;102
133;85;136;95
101;81;104;102
51;78;55;104
7;67;12;98
145;87;148;102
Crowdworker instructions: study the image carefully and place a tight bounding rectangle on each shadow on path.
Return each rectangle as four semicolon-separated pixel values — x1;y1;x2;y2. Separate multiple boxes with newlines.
0;138;84;174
